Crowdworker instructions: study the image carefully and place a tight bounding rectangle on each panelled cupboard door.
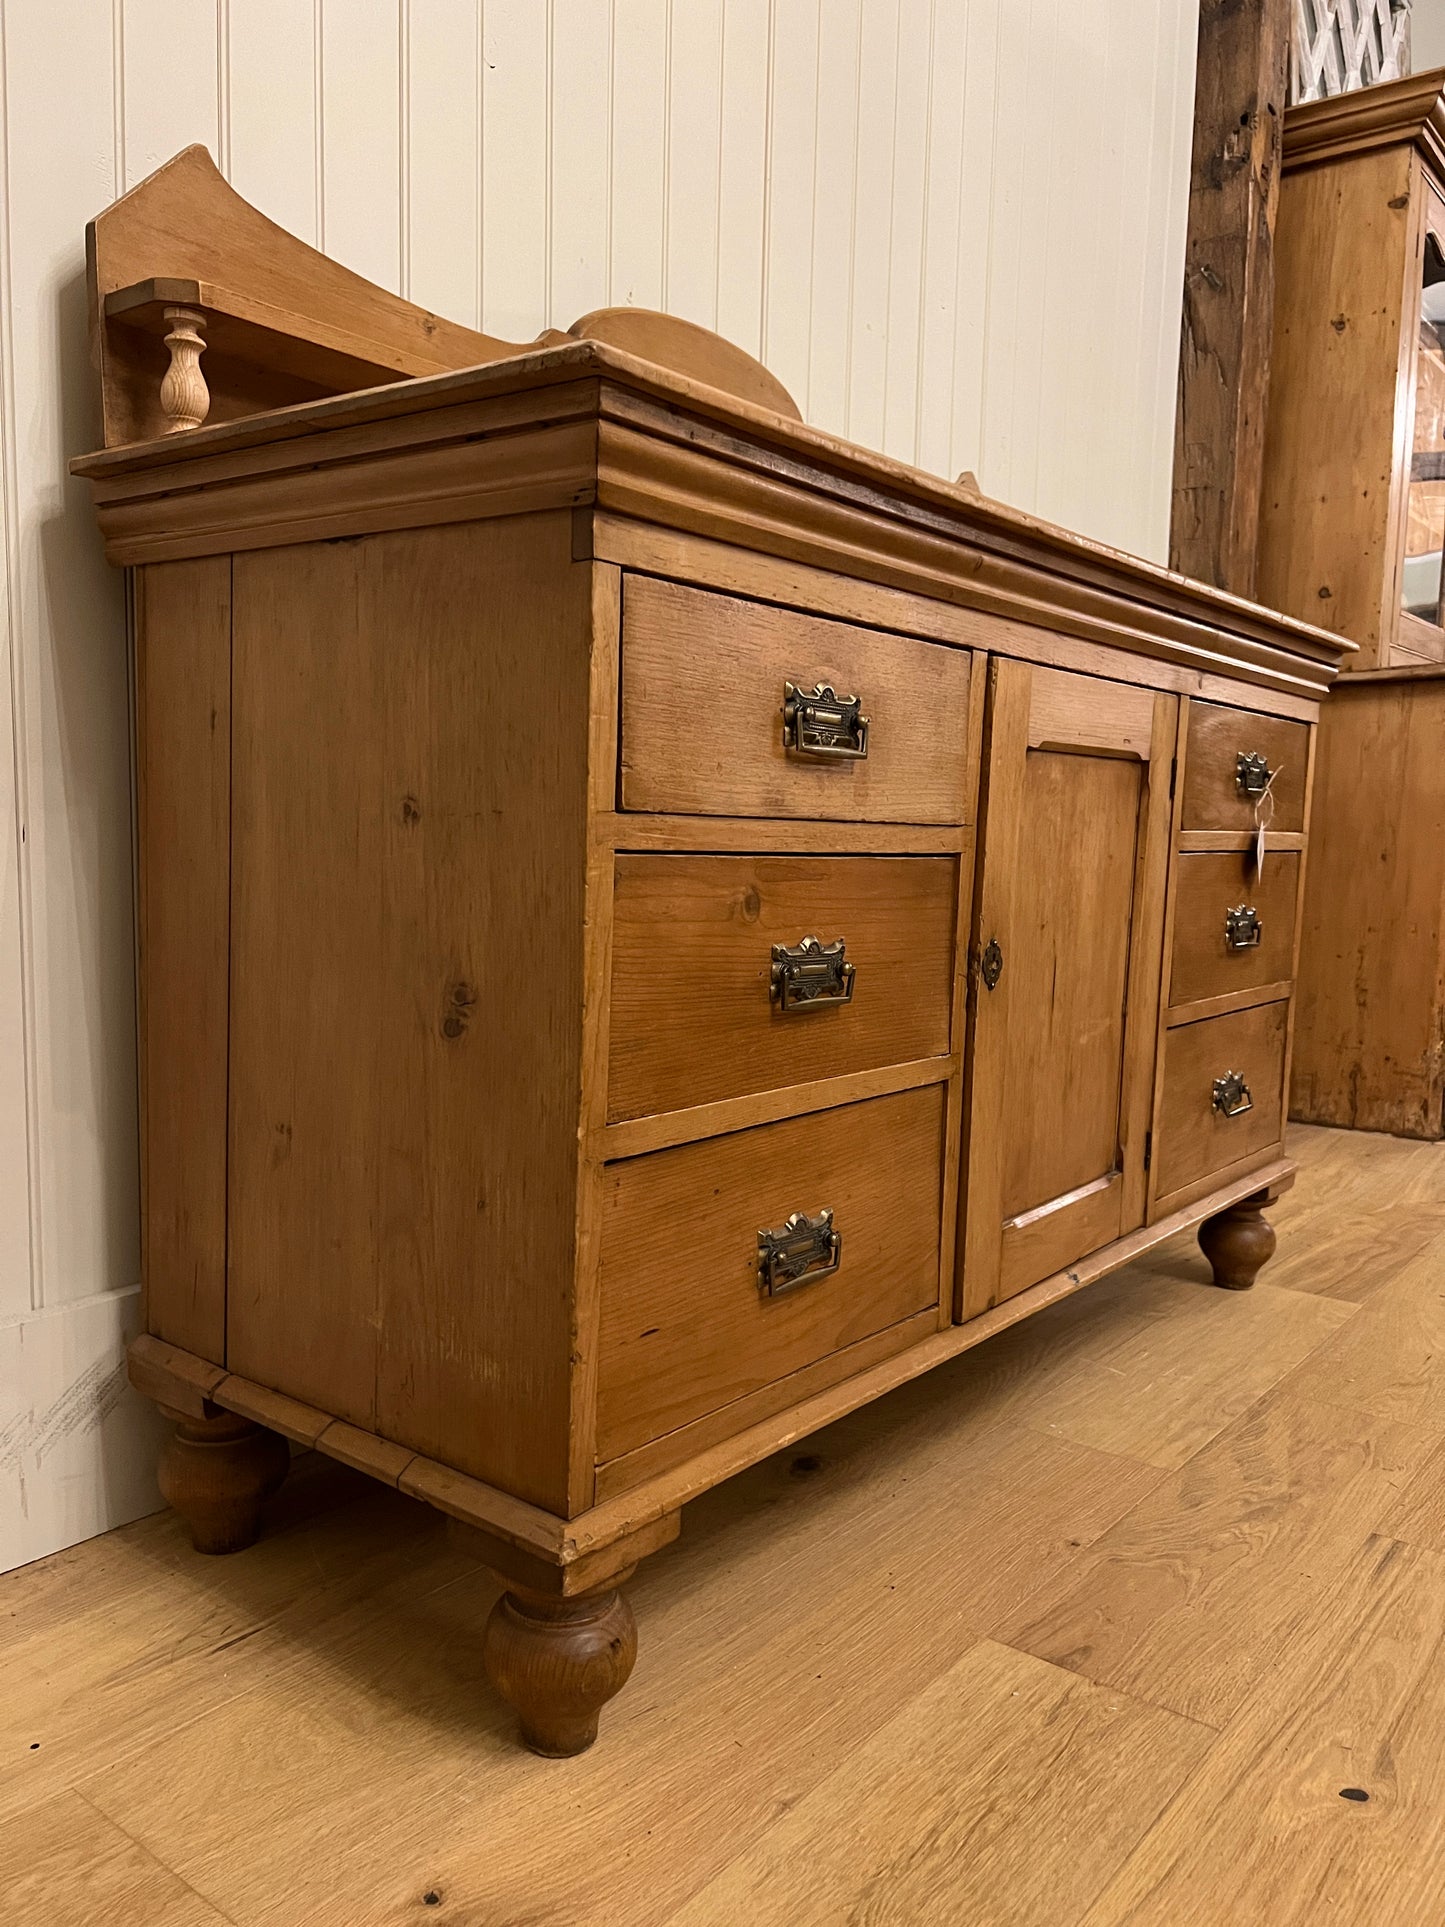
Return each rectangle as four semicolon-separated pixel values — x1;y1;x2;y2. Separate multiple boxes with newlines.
959;661;1176;1317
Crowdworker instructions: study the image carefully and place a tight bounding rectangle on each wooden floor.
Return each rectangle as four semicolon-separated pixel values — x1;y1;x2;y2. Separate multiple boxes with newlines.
7;1124;1445;1925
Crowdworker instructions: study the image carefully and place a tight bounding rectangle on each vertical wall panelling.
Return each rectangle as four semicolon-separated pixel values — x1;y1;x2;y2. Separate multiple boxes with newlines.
408;0;480;328
609;0;668;311
549;0;613;331
761;0;820;411
320;0;403;291
227;0;320;246
0;0;1201;1574
847;0;901;453
1032;0;1104;534
0;0;157;1571
1145;0;1200;565
481;0;549;341
981;0;1052;514
664;0;724;332
0;0;33;1327
807;0;862;438
915;0;967;478
4;0;133;1314
714;0;769;358
882;0;931;462
119;0;219;188
948;2;1002;477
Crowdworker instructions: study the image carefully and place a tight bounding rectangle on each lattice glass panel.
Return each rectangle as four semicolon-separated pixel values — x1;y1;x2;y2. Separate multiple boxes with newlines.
1292;0;1413;101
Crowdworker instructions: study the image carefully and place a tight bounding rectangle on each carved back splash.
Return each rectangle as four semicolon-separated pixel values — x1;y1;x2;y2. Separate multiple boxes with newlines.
88;145;800;447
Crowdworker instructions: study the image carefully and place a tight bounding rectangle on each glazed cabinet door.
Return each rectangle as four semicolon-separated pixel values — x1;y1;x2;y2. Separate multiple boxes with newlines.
959;660;1176;1316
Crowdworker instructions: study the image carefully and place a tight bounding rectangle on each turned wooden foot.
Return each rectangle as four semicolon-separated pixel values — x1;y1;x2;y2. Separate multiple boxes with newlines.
156;1408;290;1554
1198;1195;1278;1291
482;1572;637;1757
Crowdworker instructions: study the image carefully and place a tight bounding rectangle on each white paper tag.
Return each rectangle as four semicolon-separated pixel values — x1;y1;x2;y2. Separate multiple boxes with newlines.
1252;765;1280;881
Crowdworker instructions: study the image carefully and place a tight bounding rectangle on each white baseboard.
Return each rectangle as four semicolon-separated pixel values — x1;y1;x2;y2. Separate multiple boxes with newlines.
1;1286;167;1574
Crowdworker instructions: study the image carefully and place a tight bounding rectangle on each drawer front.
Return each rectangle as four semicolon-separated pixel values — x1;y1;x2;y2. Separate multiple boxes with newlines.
607;854;957;1122
620;577;973;823
1155;1001;1288;1201
596;1086;945;1462
1168;851;1300;1007
1180;702;1309;833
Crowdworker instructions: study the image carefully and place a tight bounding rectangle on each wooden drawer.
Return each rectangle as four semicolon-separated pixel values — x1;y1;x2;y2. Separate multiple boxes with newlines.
607;854;957;1122
595;1086;945;1462
1180;701;1309;833
619;577;973;823
1154;1000;1288;1201
1168;851;1300;1007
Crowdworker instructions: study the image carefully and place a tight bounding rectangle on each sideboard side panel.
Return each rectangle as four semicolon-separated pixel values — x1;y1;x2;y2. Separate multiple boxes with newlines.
133;555;233;1364
226;510;592;1510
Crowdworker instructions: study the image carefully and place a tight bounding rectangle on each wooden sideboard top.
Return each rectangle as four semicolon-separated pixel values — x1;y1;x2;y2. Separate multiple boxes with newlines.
72;334;1352;706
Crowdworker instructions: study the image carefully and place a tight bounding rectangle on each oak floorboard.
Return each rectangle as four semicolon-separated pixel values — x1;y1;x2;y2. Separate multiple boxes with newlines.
74;1391;1158;1927
1263;1123;1445;1302
664;1640;1213;1927
1378;1430;1445;1551
1083;1537;1445;1926
1273;1227;1445;1425
0;1455;484;1829
6;1123;1444;1926
998;1388;1444;1726
0;1790;232;1926
936;1266;1354;1470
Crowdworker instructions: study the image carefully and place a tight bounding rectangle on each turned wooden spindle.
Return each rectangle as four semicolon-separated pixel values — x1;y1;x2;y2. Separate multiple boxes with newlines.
159;305;209;432
156;1406;290;1554
482;1571;638;1757
1198;1194;1278;1290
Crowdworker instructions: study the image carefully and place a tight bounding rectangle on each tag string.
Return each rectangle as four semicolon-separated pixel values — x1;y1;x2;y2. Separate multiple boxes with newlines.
1252;765;1280;879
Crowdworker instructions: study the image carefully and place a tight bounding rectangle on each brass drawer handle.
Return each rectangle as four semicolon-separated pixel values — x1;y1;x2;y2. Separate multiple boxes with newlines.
771;935;855;1012
758;1208;842;1297
1235;751;1273;796
1212;1071;1253;1118
782;681;870;760
1224;904;1263;950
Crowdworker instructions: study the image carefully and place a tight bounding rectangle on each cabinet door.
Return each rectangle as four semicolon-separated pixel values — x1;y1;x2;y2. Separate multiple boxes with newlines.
959;660;1176;1316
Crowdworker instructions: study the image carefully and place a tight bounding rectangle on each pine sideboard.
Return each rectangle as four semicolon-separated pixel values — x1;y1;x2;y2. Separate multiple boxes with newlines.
73;150;1351;1755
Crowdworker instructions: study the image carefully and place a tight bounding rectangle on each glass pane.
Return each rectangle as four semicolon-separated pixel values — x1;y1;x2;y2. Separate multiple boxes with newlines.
1404;216;1445;628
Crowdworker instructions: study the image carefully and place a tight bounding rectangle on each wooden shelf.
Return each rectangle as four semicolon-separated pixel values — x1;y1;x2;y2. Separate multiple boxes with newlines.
105;276;424;396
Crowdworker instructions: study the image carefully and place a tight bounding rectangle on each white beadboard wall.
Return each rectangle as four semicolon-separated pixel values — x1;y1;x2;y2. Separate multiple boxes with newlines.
0;0;1198;1572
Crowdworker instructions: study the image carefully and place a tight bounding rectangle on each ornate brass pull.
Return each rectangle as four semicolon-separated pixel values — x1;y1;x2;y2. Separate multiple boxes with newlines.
1212;1071;1253;1118
1235;751;1272;797
782;681;870;760
1224;904;1263;950
771;935;855;1012
980;937;1004;991
758;1208;842;1297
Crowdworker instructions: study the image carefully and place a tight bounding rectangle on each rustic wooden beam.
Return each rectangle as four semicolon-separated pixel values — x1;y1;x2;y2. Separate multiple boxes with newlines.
1171;0;1292;596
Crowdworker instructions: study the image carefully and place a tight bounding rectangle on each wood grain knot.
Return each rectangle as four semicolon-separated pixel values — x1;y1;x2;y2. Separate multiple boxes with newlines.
401;794;421;824
441;980;477;1039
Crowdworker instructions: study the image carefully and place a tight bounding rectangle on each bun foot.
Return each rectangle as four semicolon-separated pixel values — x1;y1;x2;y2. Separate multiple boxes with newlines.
1198;1195;1278;1291
157;1408;290;1554
483;1574;637;1757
